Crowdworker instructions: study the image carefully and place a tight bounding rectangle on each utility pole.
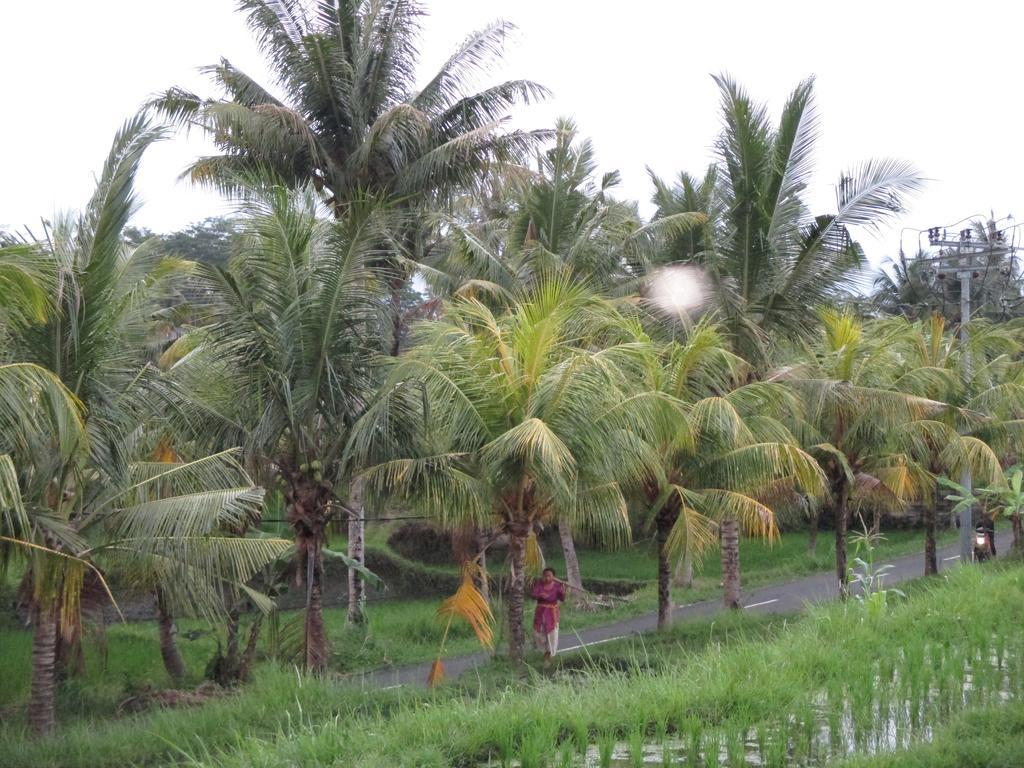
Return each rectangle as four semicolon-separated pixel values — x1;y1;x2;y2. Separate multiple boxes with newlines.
920;224;1012;562
957;263;973;562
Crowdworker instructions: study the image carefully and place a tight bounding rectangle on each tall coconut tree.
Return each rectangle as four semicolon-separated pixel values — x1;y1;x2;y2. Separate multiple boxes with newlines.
150;0;547;353
151;0;548;613
880;314;1020;573
0;119;291;734
162;184;386;671
429;122;703;597
349;278;652;663
649;75;923;364
628;323;827;622
783;310;947;596
0;364;90;737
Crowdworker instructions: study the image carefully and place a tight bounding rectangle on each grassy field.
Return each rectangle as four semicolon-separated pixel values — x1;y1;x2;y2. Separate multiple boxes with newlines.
0;610;792;767
0;525;959;719
3;559;1020;767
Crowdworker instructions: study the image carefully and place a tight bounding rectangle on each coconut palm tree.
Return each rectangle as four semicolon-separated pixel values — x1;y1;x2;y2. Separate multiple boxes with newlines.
150;0;548;355
648;164;719;266
162;184;386;671
349;277;651;663
0;118;291;733
649;75;923;364
783;310;948;596
429;122;706;598
879;314;1020;573
436;120;704;301
151;0;548;610
629;324;827;621
870;253;945;319
0;364;90;737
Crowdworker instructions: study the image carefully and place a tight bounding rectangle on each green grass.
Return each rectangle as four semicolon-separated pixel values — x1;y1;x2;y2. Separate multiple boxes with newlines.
208;562;1024;767
0;609;787;767
0;524;961;717
554;524;960;584
5;560;1021;767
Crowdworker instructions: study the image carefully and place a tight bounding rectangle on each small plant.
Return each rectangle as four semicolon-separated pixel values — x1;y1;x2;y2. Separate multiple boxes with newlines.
597;730;616;768
704;732;722;768
496;727;515;768
569;713;590;755
685;718;703;766
628;725;645;767
847;519;905;618
725;727;746;767
519;728;551;768
557;741;576;768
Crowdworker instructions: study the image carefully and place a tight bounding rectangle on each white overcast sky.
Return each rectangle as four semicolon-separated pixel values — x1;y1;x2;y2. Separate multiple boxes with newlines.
3;1;1022;268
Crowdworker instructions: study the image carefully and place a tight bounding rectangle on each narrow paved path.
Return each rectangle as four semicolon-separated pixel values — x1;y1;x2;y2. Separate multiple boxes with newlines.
345;532;1011;690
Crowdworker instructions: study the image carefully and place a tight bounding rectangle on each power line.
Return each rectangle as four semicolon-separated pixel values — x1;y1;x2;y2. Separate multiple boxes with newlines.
258;514;431;524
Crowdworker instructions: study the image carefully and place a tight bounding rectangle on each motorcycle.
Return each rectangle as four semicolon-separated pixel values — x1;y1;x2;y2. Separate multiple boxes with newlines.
973;524;992;563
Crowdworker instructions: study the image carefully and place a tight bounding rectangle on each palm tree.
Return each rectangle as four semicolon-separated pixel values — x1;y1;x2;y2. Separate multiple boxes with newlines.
349;278;650;663
430;122;705;598
880;314;1019;573
0;119;291;733
784;310;945;596
150;0;548;356
0;364;90;737
982;468;1024;549
870;252;945;319
648;164;718;266
630;324;826;621
152;1;548;613
163;184;385;671
649;75;923;363
436;120;703;301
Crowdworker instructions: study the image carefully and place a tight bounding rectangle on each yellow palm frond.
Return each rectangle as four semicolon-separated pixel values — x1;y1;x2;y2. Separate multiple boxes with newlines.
866;454;932;505
437;560;495;649
695;489;780;541
941;436;1006;488
524;530;544;576
664;488;718;560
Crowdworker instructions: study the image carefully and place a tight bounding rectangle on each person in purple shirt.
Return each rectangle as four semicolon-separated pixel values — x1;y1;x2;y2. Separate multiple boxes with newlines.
530;567;566;664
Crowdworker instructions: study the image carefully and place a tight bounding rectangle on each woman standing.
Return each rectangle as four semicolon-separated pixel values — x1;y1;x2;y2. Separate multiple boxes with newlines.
530;567;566;664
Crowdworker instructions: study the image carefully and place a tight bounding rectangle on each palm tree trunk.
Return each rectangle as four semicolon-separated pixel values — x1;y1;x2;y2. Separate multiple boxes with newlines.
476;534;489;602
347;481;366;626
239;614;264;681
30;603;58;737
507;531;527;665
835;487;850;599
808;508;819;556
557;520;585;606
289;473;331;672
673;548;693;588
1013;513;1022;551
656;511;673;629
720;518;741;609
155;588;186;685
923;500;938;576
303;539;327;672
